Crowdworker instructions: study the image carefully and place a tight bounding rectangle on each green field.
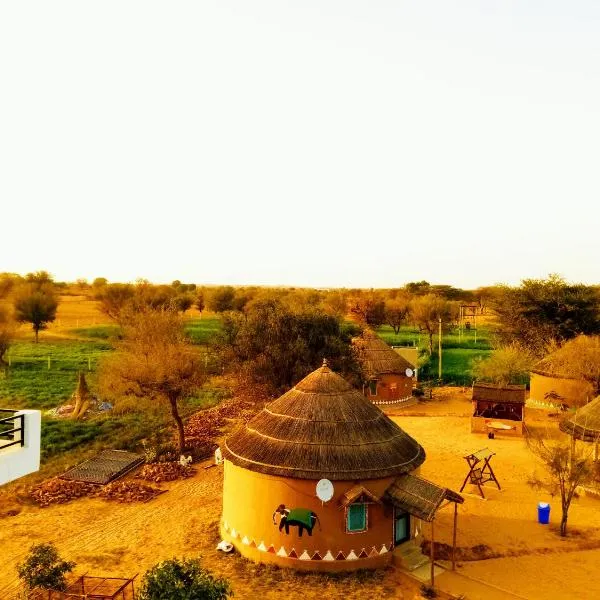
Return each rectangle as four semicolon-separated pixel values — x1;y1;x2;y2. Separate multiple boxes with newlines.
0;317;228;469
376;324;492;385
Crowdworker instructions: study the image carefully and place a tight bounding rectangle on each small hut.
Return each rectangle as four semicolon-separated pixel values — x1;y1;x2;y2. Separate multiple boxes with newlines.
560;396;600;460
220;361;463;572
471;383;526;435
530;354;593;409
353;331;415;405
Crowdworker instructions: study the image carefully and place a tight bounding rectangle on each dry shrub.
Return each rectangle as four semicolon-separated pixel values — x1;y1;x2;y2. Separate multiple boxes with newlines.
136;462;195;483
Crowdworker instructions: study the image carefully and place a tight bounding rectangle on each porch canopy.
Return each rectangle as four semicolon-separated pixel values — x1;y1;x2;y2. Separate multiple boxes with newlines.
384;473;463;522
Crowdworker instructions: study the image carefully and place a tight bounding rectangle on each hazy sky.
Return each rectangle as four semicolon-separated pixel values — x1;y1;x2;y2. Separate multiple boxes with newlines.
1;2;599;289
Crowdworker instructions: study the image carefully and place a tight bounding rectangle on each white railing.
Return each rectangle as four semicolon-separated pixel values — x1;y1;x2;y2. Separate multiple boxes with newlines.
0;409;41;486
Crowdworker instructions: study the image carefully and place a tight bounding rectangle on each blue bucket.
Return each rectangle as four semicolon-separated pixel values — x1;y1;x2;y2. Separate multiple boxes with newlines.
537;502;550;524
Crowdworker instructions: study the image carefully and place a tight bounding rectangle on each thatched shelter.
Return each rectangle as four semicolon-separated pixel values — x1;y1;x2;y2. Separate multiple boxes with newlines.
530;353;594;409
560;396;600;460
353;330;415;406
220;361;462;572
471;384;526;435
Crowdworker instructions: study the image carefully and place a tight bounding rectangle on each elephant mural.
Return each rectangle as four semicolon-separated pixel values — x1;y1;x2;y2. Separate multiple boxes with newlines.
272;504;320;537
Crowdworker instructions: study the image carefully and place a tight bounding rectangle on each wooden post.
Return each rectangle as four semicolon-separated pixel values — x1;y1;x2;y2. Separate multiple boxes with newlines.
430;518;435;587
437;317;442;380
48;355;51;370
452;503;458;571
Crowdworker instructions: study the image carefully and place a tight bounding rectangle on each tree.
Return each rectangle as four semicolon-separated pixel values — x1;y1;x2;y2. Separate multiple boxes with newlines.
195;291;205;315
491;275;600;355
527;429;595;536
98;307;204;452
137;558;232;600
410;294;453;354
471;343;534;386
13;279;59;343
207;286;236;312
384;296;411;334
17;543;75;592
174;293;194;314
0;308;16;367
95;283;135;321
92;277;108;289
216;299;360;395
348;292;386;326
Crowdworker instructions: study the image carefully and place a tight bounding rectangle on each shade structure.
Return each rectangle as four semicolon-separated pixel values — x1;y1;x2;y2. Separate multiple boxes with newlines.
560;396;600;442
472;383;526;405
223;361;425;480
353;330;414;378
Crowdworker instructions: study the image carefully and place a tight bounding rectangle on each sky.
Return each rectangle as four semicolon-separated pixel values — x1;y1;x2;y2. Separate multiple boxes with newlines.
1;1;599;289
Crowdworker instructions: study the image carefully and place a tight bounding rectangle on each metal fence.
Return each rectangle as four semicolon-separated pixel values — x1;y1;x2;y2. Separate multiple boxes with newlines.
0;409;24;450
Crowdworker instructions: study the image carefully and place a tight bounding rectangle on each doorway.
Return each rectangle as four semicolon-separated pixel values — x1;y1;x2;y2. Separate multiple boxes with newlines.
394;509;410;545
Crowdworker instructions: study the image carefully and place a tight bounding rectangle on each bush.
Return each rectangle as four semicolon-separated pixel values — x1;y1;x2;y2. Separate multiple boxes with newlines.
419;583;438;598
17;543;75;591
137;558;232;600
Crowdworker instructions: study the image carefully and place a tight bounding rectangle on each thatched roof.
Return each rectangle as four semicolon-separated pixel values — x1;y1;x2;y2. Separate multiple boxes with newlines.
353;330;413;379
560;396;600;442
384;474;463;522
223;361;425;480
472;383;526;405
532;352;577;379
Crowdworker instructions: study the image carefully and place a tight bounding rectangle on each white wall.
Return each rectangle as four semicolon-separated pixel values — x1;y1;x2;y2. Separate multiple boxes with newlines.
0;410;41;486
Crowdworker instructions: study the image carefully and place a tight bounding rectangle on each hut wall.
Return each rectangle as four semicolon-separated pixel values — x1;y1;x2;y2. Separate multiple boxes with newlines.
530;373;593;408
221;460;398;571
368;374;413;404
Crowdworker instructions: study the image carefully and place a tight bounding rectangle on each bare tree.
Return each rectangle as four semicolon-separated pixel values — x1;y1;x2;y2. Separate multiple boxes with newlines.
526;427;595;537
99;307;205;452
410;294;452;354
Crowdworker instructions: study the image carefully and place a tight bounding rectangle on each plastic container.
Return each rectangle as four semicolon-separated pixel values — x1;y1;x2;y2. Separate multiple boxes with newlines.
537;502;550;524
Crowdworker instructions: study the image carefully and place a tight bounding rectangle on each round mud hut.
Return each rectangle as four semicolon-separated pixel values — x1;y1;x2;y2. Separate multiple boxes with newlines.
353;331;416;406
220;360;462;571
530;354;594;409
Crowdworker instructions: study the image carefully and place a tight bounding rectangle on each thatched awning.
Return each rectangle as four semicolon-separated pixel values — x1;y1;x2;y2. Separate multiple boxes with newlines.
384;474;463;522
353;331;414;379
560;396;600;443
223;362;426;481
339;484;381;507
472;384;526;405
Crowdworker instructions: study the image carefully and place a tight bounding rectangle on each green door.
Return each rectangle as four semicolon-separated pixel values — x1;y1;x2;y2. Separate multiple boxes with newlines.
394;509;410;545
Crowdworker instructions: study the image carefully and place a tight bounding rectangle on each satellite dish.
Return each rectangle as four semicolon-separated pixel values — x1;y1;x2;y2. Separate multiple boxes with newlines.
405;368;414;377
316;479;334;502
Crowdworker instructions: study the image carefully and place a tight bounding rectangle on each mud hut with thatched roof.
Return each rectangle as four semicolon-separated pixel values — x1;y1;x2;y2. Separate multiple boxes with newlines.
352;330;415;406
530;353;594;409
560;396;600;460
220;360;463;572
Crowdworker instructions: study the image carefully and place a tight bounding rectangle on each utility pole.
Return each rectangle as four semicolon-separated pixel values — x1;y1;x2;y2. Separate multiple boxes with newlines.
438;317;442;380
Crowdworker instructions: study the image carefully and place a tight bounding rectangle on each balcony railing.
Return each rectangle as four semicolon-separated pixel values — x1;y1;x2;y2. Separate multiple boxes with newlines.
0;409;25;451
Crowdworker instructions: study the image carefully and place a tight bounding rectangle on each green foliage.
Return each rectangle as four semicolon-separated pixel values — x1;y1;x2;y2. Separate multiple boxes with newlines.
137;558;232;600
17;543;75;592
206;286;236;312
14;282;59;342
491;275;600;354
72;325;121;340
185;318;223;345
471;344;534;386
217;300;361;395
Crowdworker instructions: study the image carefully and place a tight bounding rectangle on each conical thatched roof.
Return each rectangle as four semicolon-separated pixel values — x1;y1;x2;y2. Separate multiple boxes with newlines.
223;361;425;480
560;396;600;442
353;330;413;379
531;353;575;379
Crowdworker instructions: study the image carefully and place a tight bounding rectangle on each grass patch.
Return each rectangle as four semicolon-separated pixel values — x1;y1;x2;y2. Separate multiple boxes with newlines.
0;340;113;409
376;325;493;385
71;325;120;340
185;317;223;345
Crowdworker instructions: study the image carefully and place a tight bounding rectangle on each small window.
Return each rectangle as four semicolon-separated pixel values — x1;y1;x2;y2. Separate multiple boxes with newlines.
347;503;367;532
368;380;378;396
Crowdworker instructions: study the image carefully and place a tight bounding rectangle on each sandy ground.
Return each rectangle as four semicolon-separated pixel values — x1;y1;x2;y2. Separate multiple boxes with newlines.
2;389;600;599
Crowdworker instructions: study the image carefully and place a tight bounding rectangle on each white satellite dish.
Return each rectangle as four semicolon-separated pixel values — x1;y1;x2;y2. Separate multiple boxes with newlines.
405;368;414;378
316;479;334;502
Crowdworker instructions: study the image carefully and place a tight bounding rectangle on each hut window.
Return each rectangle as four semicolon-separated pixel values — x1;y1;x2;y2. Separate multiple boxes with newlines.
346;503;367;532
368;381;378;396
